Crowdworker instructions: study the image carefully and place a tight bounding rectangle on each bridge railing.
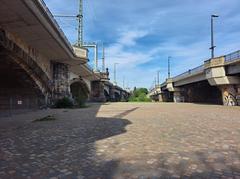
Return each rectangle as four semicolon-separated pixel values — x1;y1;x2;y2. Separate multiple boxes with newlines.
38;0;74;51
85;63;94;71
225;50;240;63
173;64;205;82
160;81;167;88
149;88;154;93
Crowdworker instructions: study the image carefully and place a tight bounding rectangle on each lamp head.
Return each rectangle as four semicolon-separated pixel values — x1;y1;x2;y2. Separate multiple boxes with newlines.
211;14;219;18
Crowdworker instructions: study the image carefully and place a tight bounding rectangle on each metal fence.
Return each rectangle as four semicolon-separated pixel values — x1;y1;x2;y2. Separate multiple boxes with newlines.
37;0;74;51
0;96;39;117
225;50;240;63
173;64;205;82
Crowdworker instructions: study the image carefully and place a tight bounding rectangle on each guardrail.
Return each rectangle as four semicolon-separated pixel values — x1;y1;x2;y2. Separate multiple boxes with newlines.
225;50;240;63
149;84;161;92
38;0;74;51
160;81;167;88
173;64;204;82
155;49;240;88
86;64;94;72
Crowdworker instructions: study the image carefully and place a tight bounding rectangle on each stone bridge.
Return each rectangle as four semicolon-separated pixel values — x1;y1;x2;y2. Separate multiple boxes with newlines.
0;0;129;115
149;50;240;106
88;72;129;103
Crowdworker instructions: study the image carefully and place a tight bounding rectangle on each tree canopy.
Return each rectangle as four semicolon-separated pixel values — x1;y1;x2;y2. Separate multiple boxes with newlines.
129;88;151;102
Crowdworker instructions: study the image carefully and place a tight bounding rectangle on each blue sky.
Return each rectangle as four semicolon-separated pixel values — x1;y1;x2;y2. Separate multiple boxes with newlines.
45;0;240;89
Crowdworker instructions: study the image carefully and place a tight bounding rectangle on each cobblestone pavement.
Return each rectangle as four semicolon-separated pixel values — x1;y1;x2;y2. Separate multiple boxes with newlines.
0;103;240;179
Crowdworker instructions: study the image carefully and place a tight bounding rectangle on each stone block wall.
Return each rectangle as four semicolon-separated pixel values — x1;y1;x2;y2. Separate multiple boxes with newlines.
52;62;70;100
90;81;106;102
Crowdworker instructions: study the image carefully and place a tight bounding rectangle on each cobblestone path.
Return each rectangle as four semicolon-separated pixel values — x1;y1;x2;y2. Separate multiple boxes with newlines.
0;103;240;178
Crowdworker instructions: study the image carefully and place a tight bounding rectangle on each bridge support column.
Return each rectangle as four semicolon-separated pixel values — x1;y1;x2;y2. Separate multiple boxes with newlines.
90;80;106;102
205;57;240;106
173;88;185;103
163;78;174;102
219;85;240;106
158;93;164;102
154;86;163;102
52;62;70;100
109;87;116;102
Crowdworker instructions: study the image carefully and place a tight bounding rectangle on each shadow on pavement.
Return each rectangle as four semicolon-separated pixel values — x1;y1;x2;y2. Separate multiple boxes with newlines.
0;103;134;178
113;150;240;178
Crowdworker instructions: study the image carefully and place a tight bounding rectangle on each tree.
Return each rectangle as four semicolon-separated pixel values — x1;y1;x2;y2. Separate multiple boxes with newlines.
129;88;151;102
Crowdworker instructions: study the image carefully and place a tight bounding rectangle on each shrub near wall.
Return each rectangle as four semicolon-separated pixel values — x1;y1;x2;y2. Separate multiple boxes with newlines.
70;82;89;107
55;97;73;108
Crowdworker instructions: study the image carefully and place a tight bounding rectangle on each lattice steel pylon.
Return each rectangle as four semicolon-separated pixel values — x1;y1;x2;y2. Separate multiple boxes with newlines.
77;0;83;47
102;43;105;72
53;0;84;47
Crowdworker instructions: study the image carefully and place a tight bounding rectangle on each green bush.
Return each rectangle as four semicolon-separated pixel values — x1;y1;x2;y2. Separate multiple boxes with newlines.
75;96;87;107
138;93;146;101
70;82;88;107
55;97;73;108
33;115;57;122
128;88;151;102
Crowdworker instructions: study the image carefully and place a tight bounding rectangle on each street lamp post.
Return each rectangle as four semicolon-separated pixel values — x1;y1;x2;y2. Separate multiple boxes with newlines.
168;56;171;79
157;70;160;86
210;14;219;59
114;63;118;85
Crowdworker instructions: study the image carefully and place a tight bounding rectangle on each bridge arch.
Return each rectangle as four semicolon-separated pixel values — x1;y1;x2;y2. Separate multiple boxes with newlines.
0;30;51;113
114;91;121;102
70;79;90;105
104;89;110;102
103;86;110;102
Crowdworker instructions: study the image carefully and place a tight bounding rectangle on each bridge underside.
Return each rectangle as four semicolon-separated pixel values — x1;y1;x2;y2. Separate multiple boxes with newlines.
113;92;121;102
161;90;174;102
178;80;223;104
0;47;45;116
104;89;110;102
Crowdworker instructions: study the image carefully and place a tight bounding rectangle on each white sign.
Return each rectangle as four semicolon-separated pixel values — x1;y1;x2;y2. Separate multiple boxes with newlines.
17;101;23;105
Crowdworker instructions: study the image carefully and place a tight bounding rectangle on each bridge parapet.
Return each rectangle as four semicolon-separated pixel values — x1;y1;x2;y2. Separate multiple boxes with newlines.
38;0;73;52
38;1;88;61
205;56;225;69
149;85;162;96
173;65;205;82
73;46;88;59
154;50;240;106
205;57;240;86
225;50;240;64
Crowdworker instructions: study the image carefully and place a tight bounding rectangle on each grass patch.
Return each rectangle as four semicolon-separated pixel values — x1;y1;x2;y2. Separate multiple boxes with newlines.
33;115;57;122
128;101;152;103
78;103;90;108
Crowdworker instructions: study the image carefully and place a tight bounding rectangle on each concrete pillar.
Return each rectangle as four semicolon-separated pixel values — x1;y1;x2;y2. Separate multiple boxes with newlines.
109;87;115;102
52;62;70;100
219;85;239;106
173;91;183;103
205;57;240;106
166;78;174;92
90;80;106;102
158;93;163;102
173;88;185;103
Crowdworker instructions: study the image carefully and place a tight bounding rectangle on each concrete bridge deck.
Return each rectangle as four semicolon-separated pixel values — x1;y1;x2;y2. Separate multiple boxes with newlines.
150;50;240;106
0;0;129;115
